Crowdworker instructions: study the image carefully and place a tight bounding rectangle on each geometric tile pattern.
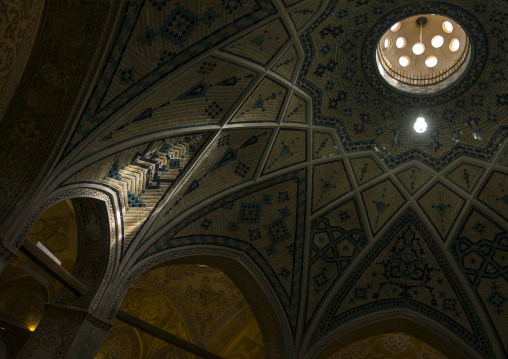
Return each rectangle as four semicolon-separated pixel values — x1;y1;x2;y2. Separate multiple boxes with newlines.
283;94;308;124
418;182;466;241
310;209;495;359
312;160;352;214
313;131;339;159
79;57;258;160
263;129;307;175
289;0;323;31
221;18;290;66
141;169;308;337
349;156;384;187
271;45;299;82
151;129;274;238
306;198;367;325
64;0;277;156
477;171;508;222
360;179;406;236
445;163;486;194
63;134;210;251
395;166;433;196
230;77;288;124
451;208;508;355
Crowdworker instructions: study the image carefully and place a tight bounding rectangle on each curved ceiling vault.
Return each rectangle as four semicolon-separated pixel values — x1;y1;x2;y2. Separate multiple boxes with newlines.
9;0;508;357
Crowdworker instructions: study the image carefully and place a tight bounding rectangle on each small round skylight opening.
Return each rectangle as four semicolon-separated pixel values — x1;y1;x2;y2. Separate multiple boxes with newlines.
376;14;472;95
443;21;453;33
396;37;406;48
412;42;425;55
450;38;460;52
399;56;410;67
425;56;438;67
391;22;401;32
431;35;444;48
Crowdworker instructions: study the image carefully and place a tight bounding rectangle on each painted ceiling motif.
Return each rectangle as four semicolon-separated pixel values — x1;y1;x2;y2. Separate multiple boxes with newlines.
2;0;508;358
96;264;265;359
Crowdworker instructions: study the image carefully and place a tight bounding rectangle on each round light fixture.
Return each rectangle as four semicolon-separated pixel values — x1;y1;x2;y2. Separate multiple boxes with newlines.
412;42;425;55
443;21;453;33
414;117;427;133
396;37;406;48
391;22;401;32
450;38;460;52
425;56;438;67
384;38;391;48
431;35;444;48
399;56;410;67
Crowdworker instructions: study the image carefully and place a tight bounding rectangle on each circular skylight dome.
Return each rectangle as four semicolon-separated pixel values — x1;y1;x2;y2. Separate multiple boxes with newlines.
375;14;471;95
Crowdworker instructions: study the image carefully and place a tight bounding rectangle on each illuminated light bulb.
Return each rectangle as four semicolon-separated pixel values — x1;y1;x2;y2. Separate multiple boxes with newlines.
412;42;425;55
391;22;401;32
384;38;391;48
414;117;427;133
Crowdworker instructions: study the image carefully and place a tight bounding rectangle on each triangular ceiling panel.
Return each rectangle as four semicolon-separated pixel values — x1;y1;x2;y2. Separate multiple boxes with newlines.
262;129;307;175
63;133;211;253
78;57;258;161
477;171;508;222
308;209;495;359
306;198;367;325
445;163;486;194
289;0;323;31
141;169;308;336
418;182;466;241
360;179;406;236
147;129;274;240
451;208;508;355
221;18;290;66
313;131;339;159
270;45;299;82
311;160;352;214
229;77;288;124
349;156;384;187
395;166;433;196
64;0;276;157
283;94;308;124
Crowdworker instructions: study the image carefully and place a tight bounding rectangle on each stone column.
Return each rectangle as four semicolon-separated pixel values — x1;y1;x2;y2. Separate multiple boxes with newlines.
16;304;112;359
0;240;18;275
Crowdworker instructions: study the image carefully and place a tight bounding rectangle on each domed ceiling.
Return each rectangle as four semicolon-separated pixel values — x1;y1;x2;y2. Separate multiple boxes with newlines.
3;0;508;358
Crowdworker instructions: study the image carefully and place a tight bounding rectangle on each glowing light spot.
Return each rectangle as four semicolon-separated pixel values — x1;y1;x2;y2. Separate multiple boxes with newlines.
396;37;406;48
425;56;438;67
414;117;427;133
412;42;425;55
399;56;410;67
431;35;444;48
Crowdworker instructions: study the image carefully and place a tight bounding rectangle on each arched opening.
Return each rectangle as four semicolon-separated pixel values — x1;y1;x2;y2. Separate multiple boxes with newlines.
97;263;266;358
314;318;469;359
0;196;114;357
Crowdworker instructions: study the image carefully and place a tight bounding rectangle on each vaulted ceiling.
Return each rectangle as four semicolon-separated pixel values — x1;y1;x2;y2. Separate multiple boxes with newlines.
1;0;508;358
